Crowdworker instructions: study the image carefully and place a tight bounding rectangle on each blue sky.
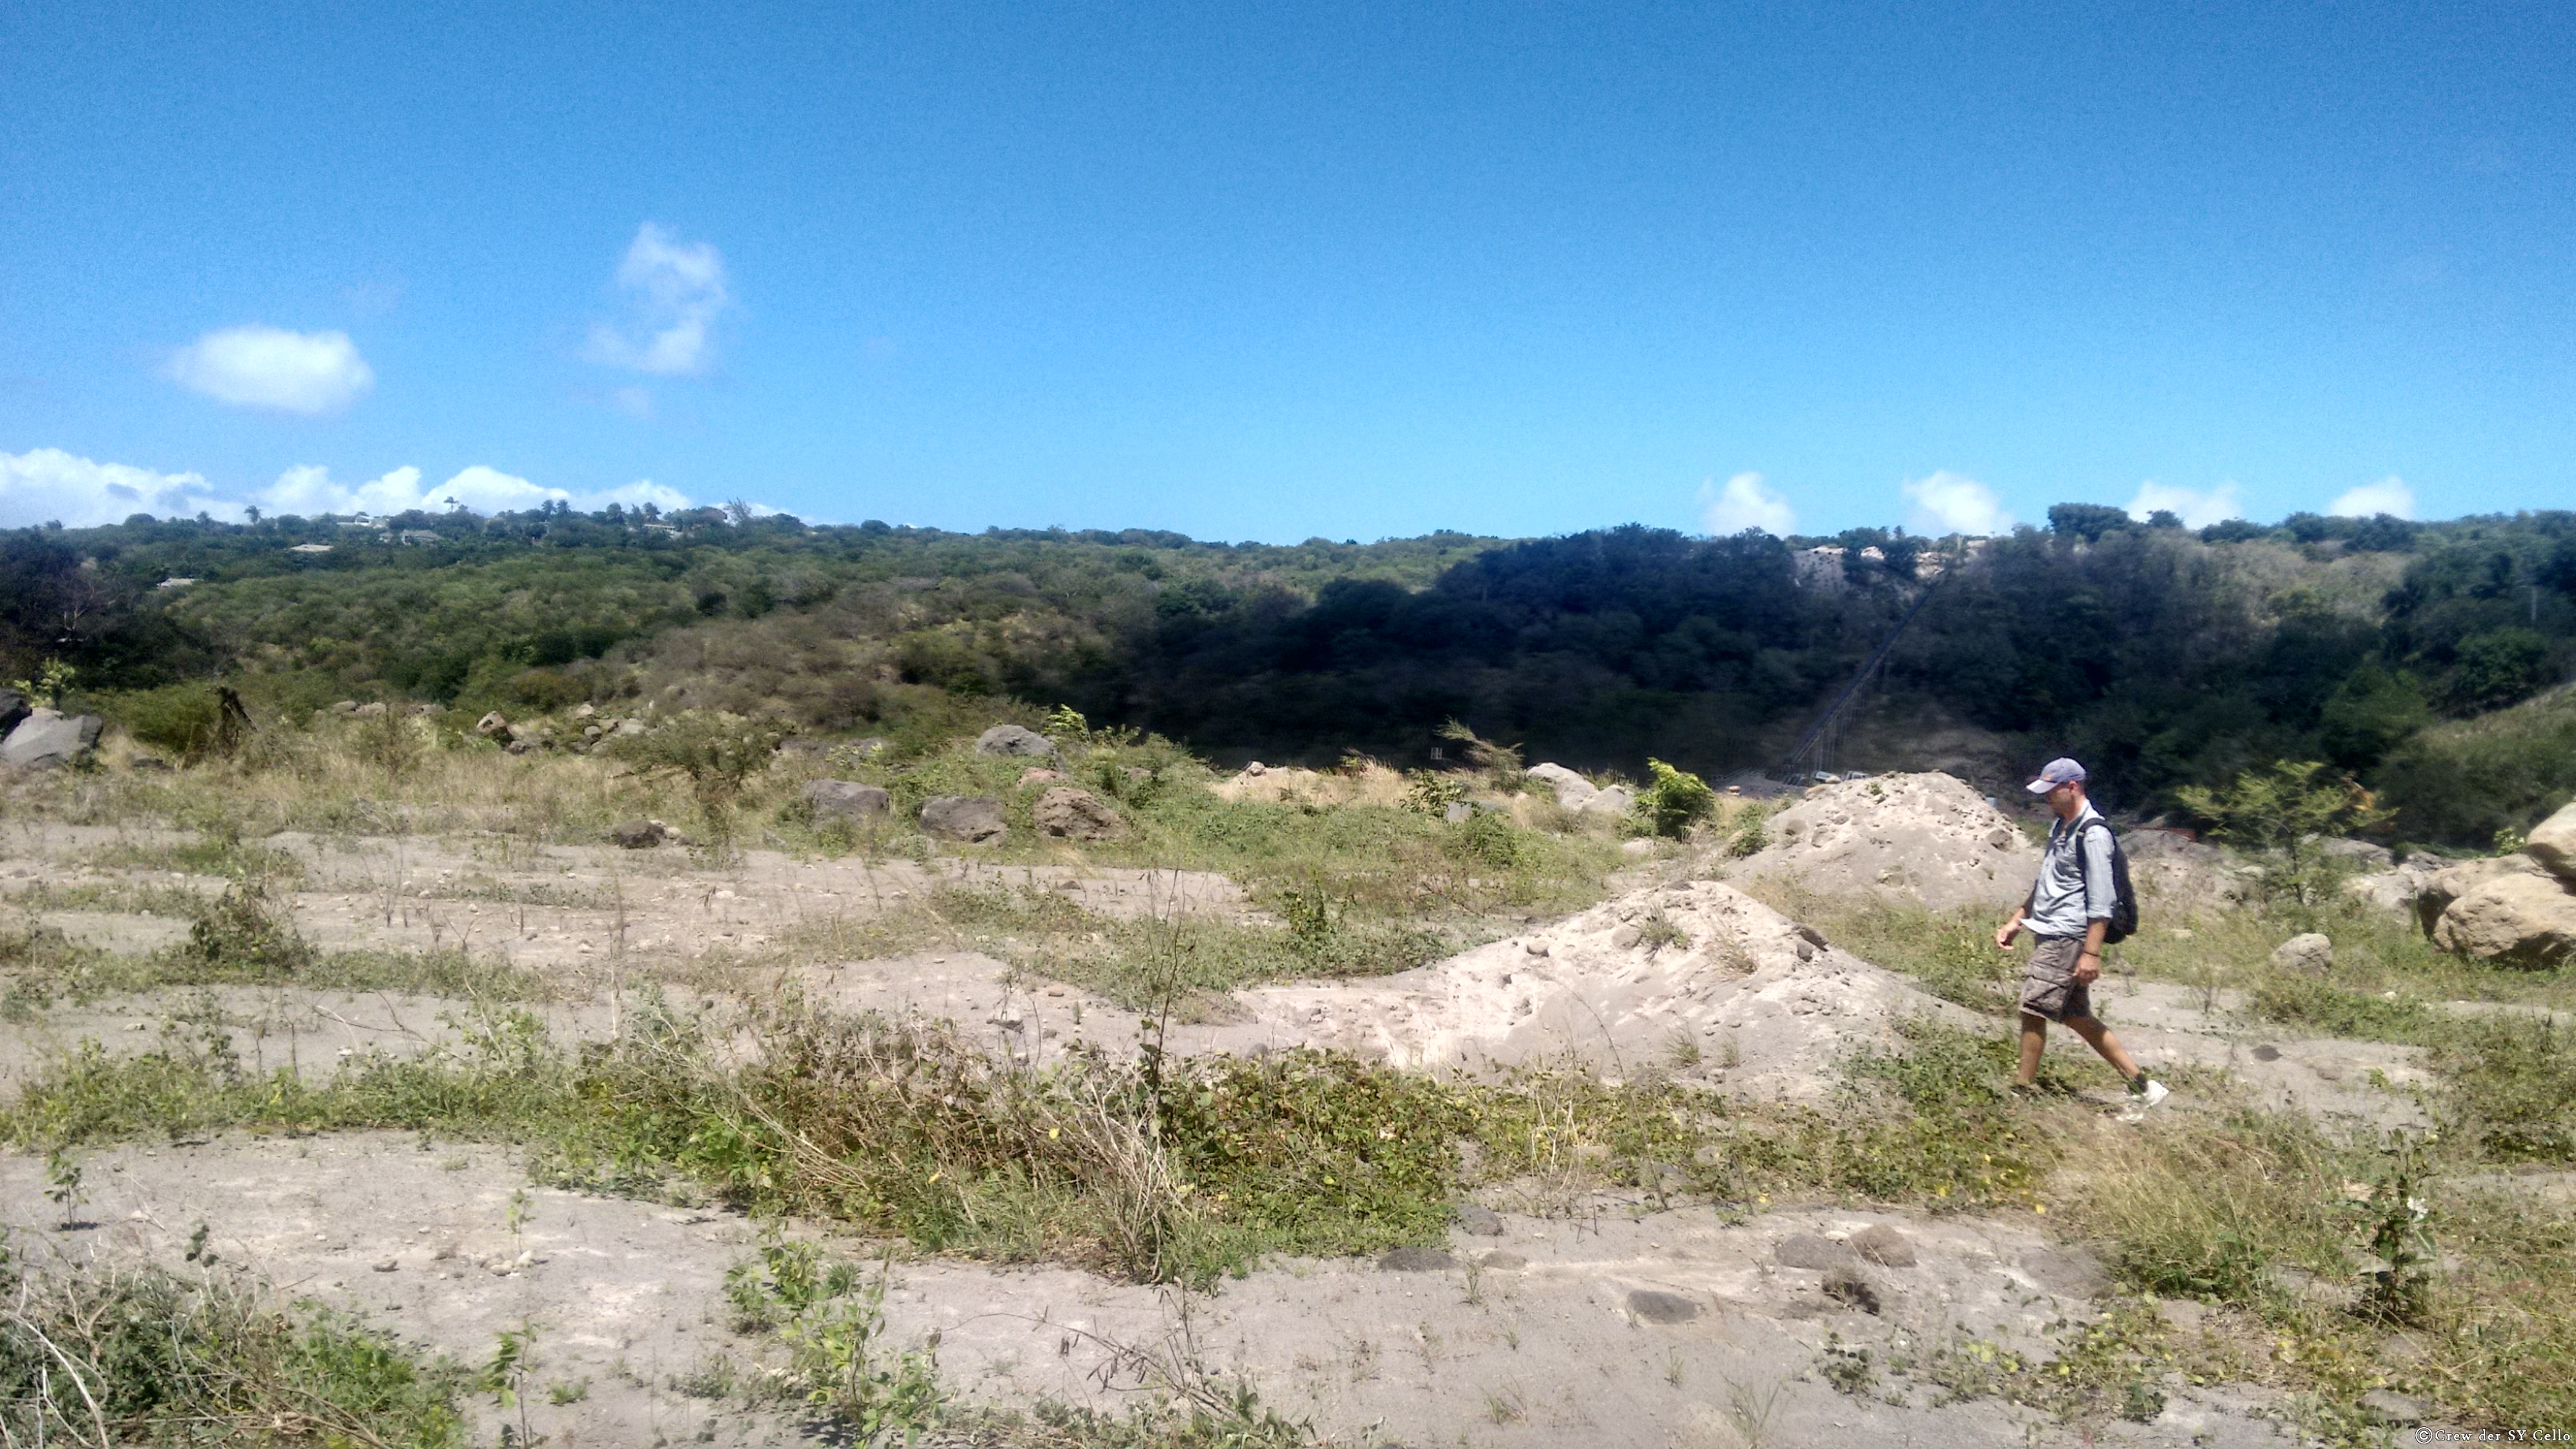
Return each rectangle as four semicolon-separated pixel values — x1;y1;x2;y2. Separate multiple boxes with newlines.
4;2;2571;541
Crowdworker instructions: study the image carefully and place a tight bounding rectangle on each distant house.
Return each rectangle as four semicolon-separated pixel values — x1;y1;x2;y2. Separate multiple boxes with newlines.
156;577;197;590
289;543;333;554
399;530;440;545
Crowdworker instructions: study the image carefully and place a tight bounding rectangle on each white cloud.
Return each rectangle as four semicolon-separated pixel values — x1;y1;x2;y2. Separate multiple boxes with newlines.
2329;475;2416;519
256;463;691;518
1696;472;1795;536
163;325;374;414
584;223;730;376
2125;481;2244;529
0;448;235;527
1901;470;2012;536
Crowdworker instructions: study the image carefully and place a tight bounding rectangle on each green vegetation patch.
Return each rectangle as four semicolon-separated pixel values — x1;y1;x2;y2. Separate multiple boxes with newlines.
0;1256;467;1445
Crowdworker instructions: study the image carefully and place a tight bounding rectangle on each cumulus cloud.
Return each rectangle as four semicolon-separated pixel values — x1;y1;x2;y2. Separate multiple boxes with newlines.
2329;475;2416;519
1901;470;2011;536
0;448;235;528
256;463;691;518
1697;472;1796;536
163;325;374;414
584;223;729;376
2125;481;2244;529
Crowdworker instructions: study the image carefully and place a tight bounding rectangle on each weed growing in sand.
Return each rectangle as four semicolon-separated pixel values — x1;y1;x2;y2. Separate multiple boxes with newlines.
721;1237;942;1433
0;1256;467;1444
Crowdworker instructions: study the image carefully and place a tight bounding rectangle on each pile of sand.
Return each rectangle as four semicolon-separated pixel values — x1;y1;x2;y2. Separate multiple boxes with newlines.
1212;878;1976;1101
1728;772;2037;912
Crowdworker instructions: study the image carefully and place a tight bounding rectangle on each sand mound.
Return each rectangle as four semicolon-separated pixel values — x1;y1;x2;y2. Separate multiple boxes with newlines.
1215;878;1976;1100
1730;772;2036;912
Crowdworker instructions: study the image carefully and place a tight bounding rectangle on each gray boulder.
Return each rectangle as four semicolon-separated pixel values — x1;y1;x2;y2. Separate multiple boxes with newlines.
1032;786;1125;841
920;795;1009;844
0;709;101;770
2270;932;2334;975
1578;784;1636;819
1775;1233;1857;1270
2417;854;2548;936
2434;871;2576;967
1626;1290;1700;1324
607;818;668;849
1524;762;1598;808
975;724;1057;759
803;780;891;826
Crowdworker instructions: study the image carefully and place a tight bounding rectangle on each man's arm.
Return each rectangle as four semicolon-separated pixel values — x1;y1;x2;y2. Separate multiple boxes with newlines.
1996;882;2036;951
2073;821;2116;981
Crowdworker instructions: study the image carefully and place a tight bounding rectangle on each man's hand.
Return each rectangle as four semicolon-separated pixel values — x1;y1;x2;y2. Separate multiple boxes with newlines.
2072;951;2101;984
1994;919;2021;951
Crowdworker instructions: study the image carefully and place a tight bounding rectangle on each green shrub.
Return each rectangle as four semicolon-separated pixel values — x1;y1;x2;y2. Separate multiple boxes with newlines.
1637;758;1717;838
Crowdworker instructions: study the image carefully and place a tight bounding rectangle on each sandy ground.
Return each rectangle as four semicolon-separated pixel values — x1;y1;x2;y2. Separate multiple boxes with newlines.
0;1135;2307;1448
0;796;2476;1443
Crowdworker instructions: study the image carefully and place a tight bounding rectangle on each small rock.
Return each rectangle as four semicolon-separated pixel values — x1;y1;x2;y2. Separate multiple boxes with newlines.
2270;932;2334;975
1627;1290;1700;1324
2158;1298;2206;1333
1378;1245;1456;1272
1478;1251;1527;1271
1776;1234;1858;1270
329;699;359;714
372;1259;399;1273
354;701;388;717
1794;941;1815;961
1243;761;1268;777
920;795;1009;844
804;780;891;826
606;819;667;849
1850;1224;1914;1267
1453;1204;1503;1237
572;702;596;718
1793;923;1829;949
975;724;1058;758
2360;1389;2428;1426
1020;767;1063;784
1445;801;1473;824
2020;1246;2110;1297
2252;1044;2282;1061
1821;1266;1881;1314
1620;839;1655;858
474;710;511;737
1611;924;1643;949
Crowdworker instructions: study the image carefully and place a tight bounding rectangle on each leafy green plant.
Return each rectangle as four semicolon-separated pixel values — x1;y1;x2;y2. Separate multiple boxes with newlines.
179;874;317;979
2176;760;2394;912
1638;758;1717;838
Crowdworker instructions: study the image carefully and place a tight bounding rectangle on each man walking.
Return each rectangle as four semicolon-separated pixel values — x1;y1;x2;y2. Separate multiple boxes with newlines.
1994;757;2168;1113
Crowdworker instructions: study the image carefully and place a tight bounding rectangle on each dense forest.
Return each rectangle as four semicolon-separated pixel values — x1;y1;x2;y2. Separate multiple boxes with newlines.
3;499;2571;847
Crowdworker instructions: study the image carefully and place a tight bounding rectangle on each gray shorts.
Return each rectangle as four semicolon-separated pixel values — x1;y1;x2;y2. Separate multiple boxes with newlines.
2020;936;2095;1023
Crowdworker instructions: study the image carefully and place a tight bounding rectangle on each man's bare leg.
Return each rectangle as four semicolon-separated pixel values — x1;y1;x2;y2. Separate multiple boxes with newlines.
2016;1012;2047;1086
2063;1014;2141;1081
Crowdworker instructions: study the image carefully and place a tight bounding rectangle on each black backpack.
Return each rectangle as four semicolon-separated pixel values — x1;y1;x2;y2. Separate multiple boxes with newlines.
2073;818;2140;945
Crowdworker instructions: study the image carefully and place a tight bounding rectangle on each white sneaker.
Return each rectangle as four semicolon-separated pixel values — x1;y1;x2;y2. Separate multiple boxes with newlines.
2120;1079;2169;1121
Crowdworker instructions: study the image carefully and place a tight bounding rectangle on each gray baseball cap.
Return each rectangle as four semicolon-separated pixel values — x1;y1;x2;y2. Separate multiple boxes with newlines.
2025;757;2087;794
